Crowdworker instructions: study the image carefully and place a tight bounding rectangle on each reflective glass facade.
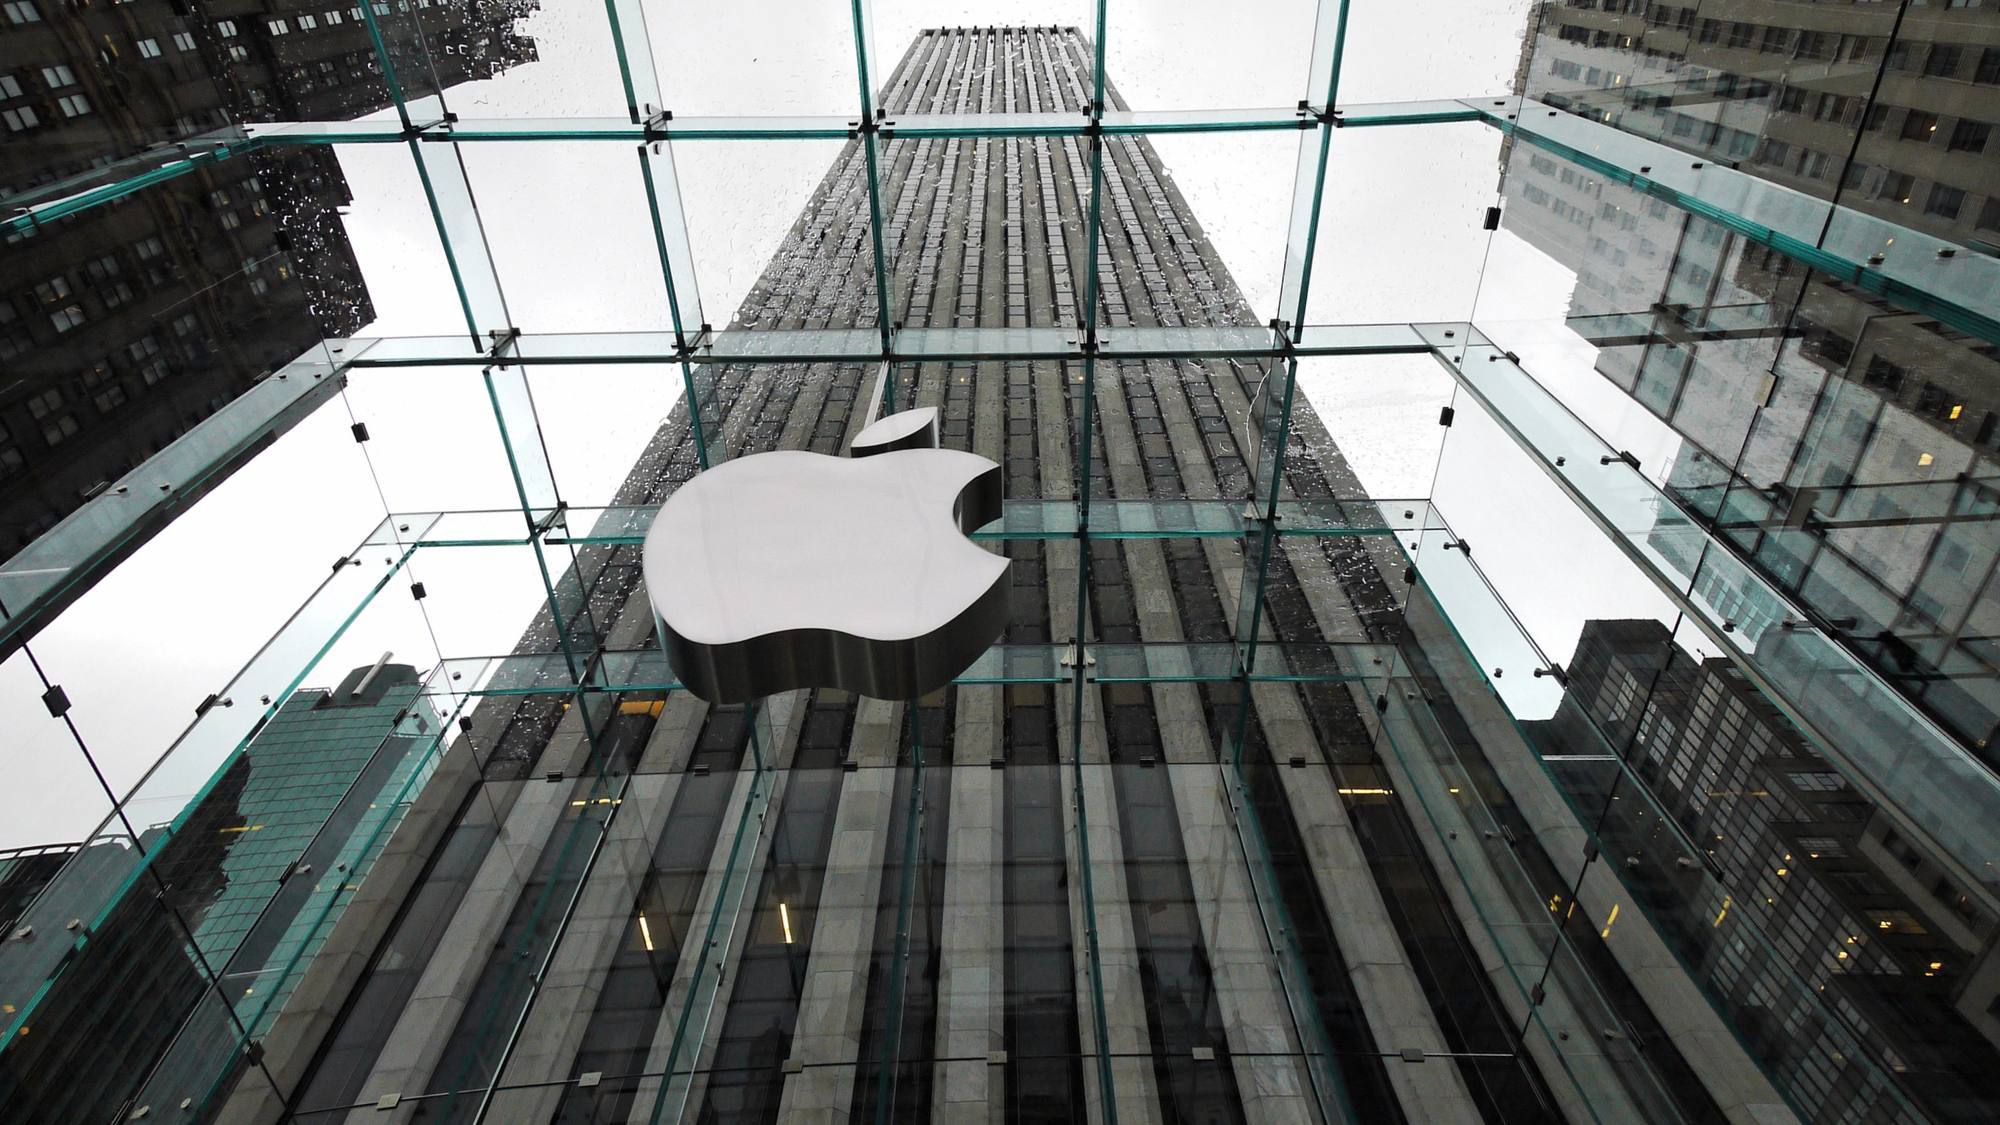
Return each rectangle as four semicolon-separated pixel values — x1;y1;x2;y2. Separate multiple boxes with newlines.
1;3;1999;1125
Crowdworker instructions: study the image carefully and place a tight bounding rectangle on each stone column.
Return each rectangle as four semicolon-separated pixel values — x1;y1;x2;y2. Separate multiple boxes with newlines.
932;684;1005;1125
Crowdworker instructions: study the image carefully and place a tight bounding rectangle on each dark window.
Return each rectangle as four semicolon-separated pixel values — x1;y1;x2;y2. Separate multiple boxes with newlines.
1863;355;1906;395
1979;48;2000;85
1979;197;2000;232
1902;110;1940;141
1727;21;1753;49
1863;102;1890;130
1916;382;1953;418
1697;18;1720;43
1880;171;1915;203
1926;183;1965;220
1778;86;1809;114
1924;45;1963;78
1949;119;1989;153
1886;41;1912;71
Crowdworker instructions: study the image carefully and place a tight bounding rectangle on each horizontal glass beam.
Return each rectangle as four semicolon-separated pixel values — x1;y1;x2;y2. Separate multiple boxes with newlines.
0;349;350;659
1427;323;2000;905
398;499;1432;548
442;641;1394;695
1467;97;2000;347
341;323;1431;367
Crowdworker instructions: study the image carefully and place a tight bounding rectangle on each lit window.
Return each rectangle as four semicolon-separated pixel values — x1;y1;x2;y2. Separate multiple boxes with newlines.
248;277;270;296
34;276;71;302
136;38;162;58
219;210;241;229
49;306;84;332
267;18;289;34
40;64;75;88
3;105;39;132
0;75;20;98
297;13;316;28
57;93;91;118
228;45;250;63
3;1;42;25
139;358;169;385
216;18;237;35
324;9;342;23
172;31;196;51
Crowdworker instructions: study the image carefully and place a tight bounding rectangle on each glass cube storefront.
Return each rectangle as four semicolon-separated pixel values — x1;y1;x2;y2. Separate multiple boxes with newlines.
2;2;1998;1125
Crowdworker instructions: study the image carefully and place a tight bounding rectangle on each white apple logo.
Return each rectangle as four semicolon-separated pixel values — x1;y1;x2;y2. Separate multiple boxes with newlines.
642;407;1008;703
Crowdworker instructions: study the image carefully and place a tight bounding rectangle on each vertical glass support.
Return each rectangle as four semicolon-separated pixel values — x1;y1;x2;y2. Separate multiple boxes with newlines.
1277;0;1353;332
637;143;722;468
1065;8;1120;1120
849;0;895;356
408;138;514;347
600;0;662;123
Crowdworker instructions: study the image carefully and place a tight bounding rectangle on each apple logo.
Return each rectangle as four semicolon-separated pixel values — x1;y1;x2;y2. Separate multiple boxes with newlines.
642;406;1008;703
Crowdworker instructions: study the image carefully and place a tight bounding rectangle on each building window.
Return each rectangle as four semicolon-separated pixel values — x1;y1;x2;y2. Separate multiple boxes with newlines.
99;282;133;309
57;94;90;118
1949;119;1990;153
0;448;22;476
1886;41;1912;71
267;17;289;33
1924;45;1964;79
0;75;20;98
1979;197;2000;232
26;389;61;419
219;210;241;229
49;305;84;332
34;276;71;303
227;45;249;63
297;13;316;28
171;313;198;336
3;1;42;24
0;330;31;361
93;384;126;413
3;105;39;131
1756;139;1790;166
128;334;160;360
1979;48;2000;85
133;235;164;260
139;357;169;384
135;37;161;58
42;415;78;446
40;64;75;88
216;18;237;35
324;8;343;22
1926;183;1966;220
248;277;269;296
1844;161;1868;189
1863;355;1906;394
1901;110;1939;141
172;31;196;51
1879;171;1915;203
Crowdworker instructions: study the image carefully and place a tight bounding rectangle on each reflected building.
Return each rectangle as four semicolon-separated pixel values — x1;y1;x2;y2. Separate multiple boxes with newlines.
0;661;443;1124
1534;619;2000;1125
1501;5;2000;762
0;0;536;559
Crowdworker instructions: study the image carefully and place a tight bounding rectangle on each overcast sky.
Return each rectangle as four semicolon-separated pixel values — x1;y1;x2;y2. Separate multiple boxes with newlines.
0;0;1604;849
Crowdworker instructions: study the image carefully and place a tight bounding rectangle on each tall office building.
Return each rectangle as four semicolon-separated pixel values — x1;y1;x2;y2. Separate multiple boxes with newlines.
0;0;536;558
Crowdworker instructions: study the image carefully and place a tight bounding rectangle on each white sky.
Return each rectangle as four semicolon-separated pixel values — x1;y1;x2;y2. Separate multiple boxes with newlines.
0;0;1583;849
